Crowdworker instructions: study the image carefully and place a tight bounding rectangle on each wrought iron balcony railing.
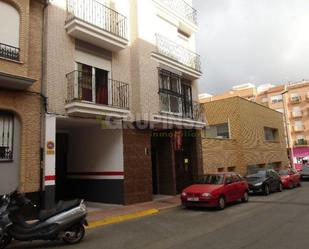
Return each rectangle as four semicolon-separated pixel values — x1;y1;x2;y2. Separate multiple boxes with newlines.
159;92;204;122
157;0;197;25
0;43;20;61
295;139;308;146
156;34;201;72
66;70;129;110
66;0;128;40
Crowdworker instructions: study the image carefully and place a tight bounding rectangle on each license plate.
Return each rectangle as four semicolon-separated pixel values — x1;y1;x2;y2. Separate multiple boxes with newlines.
249;190;254;194
187;197;199;202
302;175;309;178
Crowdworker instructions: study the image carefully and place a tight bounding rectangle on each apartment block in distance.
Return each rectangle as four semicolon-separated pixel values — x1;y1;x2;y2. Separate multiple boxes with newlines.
201;97;289;175
256;81;309;169
43;0;205;207
0;0;44;201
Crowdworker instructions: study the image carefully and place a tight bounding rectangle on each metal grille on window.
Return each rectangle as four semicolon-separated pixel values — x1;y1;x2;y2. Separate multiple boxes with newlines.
0;113;14;161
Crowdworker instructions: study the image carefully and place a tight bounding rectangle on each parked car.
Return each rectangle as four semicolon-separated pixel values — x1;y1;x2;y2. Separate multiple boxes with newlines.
300;166;309;180
278;168;301;189
181;172;249;210
245;169;282;195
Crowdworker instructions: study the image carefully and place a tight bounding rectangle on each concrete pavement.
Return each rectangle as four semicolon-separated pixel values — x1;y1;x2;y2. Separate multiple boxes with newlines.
8;182;309;249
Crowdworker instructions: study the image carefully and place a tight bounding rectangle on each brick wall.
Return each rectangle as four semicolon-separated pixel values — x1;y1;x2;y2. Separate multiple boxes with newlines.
123;128;152;205
0;0;44;193
202;97;289;176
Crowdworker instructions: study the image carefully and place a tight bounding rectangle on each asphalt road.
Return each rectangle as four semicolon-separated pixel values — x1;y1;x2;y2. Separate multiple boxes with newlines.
8;182;309;249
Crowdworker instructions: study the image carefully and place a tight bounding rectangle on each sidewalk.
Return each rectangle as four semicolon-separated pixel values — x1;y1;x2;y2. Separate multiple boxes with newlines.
86;195;181;229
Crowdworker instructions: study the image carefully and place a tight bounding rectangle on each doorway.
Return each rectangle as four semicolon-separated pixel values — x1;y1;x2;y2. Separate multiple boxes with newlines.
55;133;69;201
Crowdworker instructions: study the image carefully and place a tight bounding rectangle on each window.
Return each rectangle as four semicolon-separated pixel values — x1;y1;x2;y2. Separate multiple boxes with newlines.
0;112;14;161
218;167;225;172
294;121;303;131
227;167;236;172
290;92;301;102
296;135;306;145
76;62;109;105
261;97;268;103
270;95;283;104
159;69;192;117
0;2;20;61
292;106;302;117
205;123;230;139
264;127;279;141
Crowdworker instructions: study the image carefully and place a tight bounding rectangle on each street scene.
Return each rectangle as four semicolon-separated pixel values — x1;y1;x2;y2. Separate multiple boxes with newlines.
1;0;309;248
7;182;309;249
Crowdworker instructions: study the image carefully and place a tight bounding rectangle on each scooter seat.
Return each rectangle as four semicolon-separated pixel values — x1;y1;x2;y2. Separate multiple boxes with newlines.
39;199;81;221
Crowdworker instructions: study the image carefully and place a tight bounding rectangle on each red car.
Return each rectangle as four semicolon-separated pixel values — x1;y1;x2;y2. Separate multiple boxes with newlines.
181;173;249;210
278;168;301;189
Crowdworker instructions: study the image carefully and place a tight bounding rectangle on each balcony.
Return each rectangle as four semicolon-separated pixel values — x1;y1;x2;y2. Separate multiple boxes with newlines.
65;0;128;51
0;43;20;61
295;139;308;146
294;125;305;132
158;91;205;122
66;70;130;119
152;34;202;79
291;111;303;118
290;96;301;104
153;0;198;35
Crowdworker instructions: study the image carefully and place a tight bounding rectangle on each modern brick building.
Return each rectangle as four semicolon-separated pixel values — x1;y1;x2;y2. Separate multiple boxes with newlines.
0;0;45;201
43;0;205;207
201;97;289;175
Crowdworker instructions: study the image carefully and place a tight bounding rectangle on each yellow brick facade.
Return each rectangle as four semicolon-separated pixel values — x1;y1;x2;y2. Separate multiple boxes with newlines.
0;0;44;193
202;97;289;176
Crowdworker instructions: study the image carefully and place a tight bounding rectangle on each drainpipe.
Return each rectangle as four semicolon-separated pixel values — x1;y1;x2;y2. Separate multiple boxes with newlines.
281;88;294;169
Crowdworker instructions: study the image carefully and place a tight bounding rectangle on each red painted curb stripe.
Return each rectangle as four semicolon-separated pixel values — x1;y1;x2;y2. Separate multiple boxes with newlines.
45;175;56;181
68;172;124;176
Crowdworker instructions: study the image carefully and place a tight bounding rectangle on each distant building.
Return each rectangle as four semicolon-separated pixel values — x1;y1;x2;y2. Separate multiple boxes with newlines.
201;97;289;175
256;81;309;169
199;83;257;103
200;80;309;170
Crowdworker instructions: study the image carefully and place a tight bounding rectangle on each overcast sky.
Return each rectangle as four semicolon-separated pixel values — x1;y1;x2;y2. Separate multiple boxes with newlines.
194;0;309;95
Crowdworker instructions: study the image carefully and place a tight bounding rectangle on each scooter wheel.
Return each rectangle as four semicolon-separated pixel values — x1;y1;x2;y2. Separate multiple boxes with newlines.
63;224;85;244
0;234;12;249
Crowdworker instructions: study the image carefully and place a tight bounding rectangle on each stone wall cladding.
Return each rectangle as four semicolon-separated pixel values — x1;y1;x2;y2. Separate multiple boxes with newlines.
202;97;289;176
123;128;152;205
0;0;43;193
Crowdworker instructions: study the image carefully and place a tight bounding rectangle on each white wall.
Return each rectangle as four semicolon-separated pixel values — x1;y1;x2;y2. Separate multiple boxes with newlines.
0;1;20;47
0;116;21;195
68;127;124;174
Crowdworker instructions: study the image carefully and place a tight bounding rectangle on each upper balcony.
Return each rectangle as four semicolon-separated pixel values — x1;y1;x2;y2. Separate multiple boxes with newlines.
0;43;36;89
153;0;198;35
65;70;130;119
290;96;302;104
152;34;202;79
65;0;128;52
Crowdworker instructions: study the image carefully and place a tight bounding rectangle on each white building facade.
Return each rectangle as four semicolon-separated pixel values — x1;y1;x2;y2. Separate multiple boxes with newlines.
43;0;205;207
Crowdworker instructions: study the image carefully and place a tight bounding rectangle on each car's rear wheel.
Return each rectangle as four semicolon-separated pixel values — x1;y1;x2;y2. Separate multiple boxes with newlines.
241;191;249;203
264;185;270;195
217;196;226;210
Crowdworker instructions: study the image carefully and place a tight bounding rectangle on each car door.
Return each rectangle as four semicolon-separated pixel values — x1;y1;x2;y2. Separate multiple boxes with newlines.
232;174;243;200
224;174;235;202
266;171;275;191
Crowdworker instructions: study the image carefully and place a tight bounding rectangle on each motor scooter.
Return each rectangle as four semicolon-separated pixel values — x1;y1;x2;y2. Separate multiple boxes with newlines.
0;191;87;249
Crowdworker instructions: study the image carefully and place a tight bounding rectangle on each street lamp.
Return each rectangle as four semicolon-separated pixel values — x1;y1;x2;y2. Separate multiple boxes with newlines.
281;90;294;168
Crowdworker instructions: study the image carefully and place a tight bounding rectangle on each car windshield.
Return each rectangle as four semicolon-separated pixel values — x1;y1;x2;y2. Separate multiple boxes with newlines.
279;169;289;176
197;175;224;185
246;171;266;179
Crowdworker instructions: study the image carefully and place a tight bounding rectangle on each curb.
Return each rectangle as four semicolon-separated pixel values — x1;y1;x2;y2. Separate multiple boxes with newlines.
86;208;159;229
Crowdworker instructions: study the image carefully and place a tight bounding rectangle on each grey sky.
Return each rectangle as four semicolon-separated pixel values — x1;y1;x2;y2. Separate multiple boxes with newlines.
194;0;309;95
